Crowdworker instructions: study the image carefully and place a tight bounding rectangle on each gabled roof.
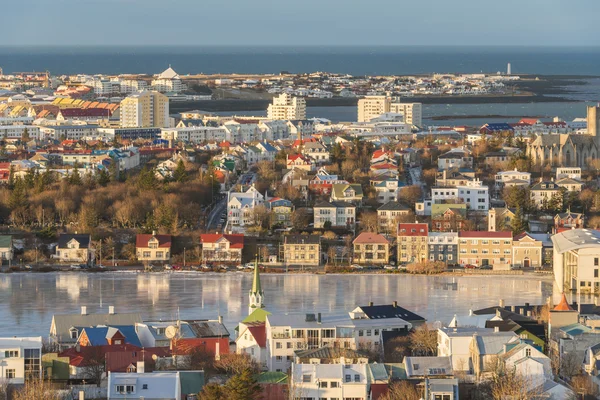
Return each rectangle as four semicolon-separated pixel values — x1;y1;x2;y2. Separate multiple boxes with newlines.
200;233;244;249
284;234;320;245
357;304;425;322
57;234;91;249
353;232;389;244
80;325;142;347
158;67;180;80
378;201;410;211
136;234;172;248
242;308;272;324
247;324;266;348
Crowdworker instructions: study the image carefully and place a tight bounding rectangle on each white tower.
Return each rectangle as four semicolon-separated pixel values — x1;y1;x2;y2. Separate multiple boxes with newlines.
507;63;512;75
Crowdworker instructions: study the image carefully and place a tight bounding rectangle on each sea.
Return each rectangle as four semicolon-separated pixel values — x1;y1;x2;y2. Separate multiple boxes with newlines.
0;272;562;338
1;45;600;76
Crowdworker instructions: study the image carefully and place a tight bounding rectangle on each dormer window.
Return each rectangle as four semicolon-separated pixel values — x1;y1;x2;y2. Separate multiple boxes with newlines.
70;328;78;339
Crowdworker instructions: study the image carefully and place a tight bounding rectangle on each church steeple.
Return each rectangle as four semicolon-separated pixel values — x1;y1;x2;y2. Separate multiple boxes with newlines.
249;255;264;315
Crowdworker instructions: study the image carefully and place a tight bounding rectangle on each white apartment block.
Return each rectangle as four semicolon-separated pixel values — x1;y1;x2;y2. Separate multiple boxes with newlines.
0;125;41;140
291;363;369;400
390;102;422;127
267;93;306;120
430;180;489;211
313;201;356;229
120;79;148;94
357;95;422;126
223;121;261;143
151;67;184;93
227;186;265;227
0;337;42;384
39;125;96;140
556;167;582;181
265;312;411;372
161;127;228;143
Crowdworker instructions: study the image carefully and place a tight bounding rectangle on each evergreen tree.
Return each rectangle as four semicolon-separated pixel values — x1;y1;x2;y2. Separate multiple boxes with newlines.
223;369;262;400
7;165;15;189
69;166;82;186
198;384;225;400
24;168;35;189
8;177;28;210
173;159;187;182
138;166;158;191
511;206;528;235
97;168;111;186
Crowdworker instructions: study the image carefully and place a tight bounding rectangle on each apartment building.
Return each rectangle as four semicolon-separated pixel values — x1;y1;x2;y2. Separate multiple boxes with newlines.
283;235;320;266
119;90;169;128
390;102;422;126
265;311;411;371
161;126;228;143
314;201;356;229
430;180;489;211
398;223;429;264
512;232;543;269
428;232;458;265
457;231;513;268
552;229;600;293
227;186;265;227
0;337;42;384
377;201;411;234
352;232;389;265
290;363;368;400
357;95;422;126
495;169;531;189
0;125;41;140
151;67;184;93
267;93;306;120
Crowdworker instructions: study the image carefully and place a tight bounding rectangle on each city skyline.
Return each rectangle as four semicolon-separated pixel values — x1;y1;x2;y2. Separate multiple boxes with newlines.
2;0;598;46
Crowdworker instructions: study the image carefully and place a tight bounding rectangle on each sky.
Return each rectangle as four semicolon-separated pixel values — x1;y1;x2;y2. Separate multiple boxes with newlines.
1;0;599;46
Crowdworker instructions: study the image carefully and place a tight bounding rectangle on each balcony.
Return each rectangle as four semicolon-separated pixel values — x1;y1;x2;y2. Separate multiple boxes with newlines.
272;333;291;339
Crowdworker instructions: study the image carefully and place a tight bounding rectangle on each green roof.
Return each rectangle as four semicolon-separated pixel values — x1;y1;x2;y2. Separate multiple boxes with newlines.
251;259;262;296
256;372;288;384
0;236;12;248
332;183;363;199
242;308;271;324
180;371;205;394
431;203;467;217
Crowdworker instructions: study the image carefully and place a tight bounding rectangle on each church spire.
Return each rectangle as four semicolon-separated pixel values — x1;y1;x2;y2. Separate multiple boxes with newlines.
249;254;264;315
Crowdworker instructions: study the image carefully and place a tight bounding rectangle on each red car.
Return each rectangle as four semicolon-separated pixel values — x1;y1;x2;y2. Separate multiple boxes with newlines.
171;264;182;271
464;264;477;269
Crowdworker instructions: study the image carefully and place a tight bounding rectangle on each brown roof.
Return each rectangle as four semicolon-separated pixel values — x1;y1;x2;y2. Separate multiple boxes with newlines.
459;231;513;238
353;232;389;244
136;234;172;248
553;293;575;312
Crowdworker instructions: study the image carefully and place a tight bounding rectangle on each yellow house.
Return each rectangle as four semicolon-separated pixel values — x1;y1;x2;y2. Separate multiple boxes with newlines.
397;223;429;264
512;232;543;268
353;232;390;264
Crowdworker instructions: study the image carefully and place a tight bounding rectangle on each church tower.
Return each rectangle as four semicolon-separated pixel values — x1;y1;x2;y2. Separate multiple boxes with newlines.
248;257;264;315
587;105;600;145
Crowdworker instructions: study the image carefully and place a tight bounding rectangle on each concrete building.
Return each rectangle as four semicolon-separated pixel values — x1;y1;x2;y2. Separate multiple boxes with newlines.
430;180;489;211
0;125;41;140
428;232;458;265
267;93;306;120
0;337;42;384
552;229;600;293
390;102;422;127
398;223;429;264
283;235;320;266
290;363;368;400
119;91;169;128
151;67;184;93
512;232;543;269
377;201;411;234
357;95;422;126
352;232;390;265
495;169;531;189
314;201;356;229
458;231;513;268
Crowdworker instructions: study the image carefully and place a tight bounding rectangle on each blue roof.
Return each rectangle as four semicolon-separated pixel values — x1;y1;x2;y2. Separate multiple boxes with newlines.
260;142;277;152
481;123;514;132
80;325;142;347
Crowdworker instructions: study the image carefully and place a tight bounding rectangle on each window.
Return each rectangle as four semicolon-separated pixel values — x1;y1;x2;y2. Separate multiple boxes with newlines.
354;374;360;382
331;382;340;388
5;350;18;358
5;369;15;379
596;258;599;267
319;381;328;388
142;384;148;389
303;374;311;383
287;342;292;349
276;356;283;361
276;342;282;349
525;348;531;357
358;330;363;336
596;269;599;278
345;374;351;383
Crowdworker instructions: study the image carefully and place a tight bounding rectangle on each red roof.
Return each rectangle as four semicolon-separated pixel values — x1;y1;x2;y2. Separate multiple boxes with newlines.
287;154;310;163
371;163;397;170
398;223;428;237
0;162;10;170
60;108;112;117
246;323;266;348
136;234;172;248
219;141;232;148
353;232;389;244
553;293;574;312
518;118;539;125
105;347;171;372
60;344;142;368
458;231;513;238
200;233;244;249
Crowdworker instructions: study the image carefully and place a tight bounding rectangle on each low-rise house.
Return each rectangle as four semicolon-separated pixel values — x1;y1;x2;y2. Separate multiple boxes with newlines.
397;223;429;264
330;183;364;204
49;306;142;349
404;356;453;379
556;167;582;180
286;153;314;171
424;379;459;400
170;320;230;359
301;141;330;164
512;232;543;268
236;322;267;369
458;231;513;268
436;169;475;187
431;204;467;232
495;169;531;189
350;302;426;327
377;201;411;234
290;363;368;400
554;211;584;230
556;177;584;192
227;185;265;227
0;235;13;264
488;207;516;232
437;148;473;170
309;173;348;195
470;330;520;377
136;232;171;263
314;201;356;229
428;232;458;265
0;337;42;384
530;180;561;208
352;232;390;265
283;235;321;266
78;325;142;347
372;179;401;204
54;233;94;264
484;150;509;167
266;198;293;227
200;233;244;262
107;369;204;400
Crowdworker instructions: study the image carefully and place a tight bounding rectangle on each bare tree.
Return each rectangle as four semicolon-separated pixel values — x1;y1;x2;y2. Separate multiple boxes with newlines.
12;378;69;400
80;347;106;386
379;380;422;400
409;324;437;356
359;211;378;232
214;353;259;375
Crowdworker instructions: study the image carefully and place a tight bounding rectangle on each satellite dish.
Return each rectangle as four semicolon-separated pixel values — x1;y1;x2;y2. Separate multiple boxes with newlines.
165;325;178;339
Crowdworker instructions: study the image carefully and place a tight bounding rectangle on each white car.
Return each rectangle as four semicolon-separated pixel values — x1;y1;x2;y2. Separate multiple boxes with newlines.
383;265;395;270
350;264;364;270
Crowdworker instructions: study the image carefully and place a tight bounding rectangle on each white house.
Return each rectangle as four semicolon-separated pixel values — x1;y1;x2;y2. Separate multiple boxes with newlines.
290;363;368;400
227;186;265;227
107;367;203;400
313;201;356;229
495;169;531;189
236;322;267;369
430;180;489;211
0;337;42;384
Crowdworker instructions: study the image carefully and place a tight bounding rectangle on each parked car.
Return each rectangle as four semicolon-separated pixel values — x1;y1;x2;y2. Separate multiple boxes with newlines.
24;265;32;270
220;265;229;270
70;264;81;270
350;264;364;270
480;265;492;270
172;264;182;271
464;264;477;269
201;264;211;270
383;265;395;270
164;264;172;270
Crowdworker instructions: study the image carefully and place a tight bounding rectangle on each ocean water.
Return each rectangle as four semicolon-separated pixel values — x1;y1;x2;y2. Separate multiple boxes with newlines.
1;46;600;76
0;272;557;337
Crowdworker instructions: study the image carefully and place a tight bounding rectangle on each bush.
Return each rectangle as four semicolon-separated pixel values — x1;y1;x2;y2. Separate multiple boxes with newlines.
406;261;446;275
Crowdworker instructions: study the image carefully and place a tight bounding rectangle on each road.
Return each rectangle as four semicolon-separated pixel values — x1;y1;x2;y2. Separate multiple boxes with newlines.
206;199;227;232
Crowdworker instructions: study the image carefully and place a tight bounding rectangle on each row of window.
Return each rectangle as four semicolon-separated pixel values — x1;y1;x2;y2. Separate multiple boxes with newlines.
459;240;511;245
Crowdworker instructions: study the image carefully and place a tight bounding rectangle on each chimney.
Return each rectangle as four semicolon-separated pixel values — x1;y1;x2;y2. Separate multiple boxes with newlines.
317;313;322;324
393;301;398;308
495;309;501;318
109;306;115;315
494;326;500;333
369;301;374;307
499;299;505;308
76;343;81;353
218;316;223;324
152;230;156;236
137;361;145;374
81;306;87;315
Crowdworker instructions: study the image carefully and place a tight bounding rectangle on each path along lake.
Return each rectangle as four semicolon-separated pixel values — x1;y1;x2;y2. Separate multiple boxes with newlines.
0;272;570;338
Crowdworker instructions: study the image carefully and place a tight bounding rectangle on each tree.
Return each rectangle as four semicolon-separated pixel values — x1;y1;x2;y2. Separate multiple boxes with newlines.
222;368;262;400
80;347;106;386
406;261;446;275
341;159;358;180
215;354;259;375
360;211;378;233
69;166;82;186
510;206;527;235
379;380;422;400
409;324;437;356
571;375;599;399
290;209;310;231
398;185;422;206
199;384;225;400
502;186;529;210
173;159;187;182
12;378;68;400
97;168;111;186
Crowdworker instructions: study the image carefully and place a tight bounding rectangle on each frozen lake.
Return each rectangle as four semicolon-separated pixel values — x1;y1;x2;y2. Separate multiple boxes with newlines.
0;272;564;338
